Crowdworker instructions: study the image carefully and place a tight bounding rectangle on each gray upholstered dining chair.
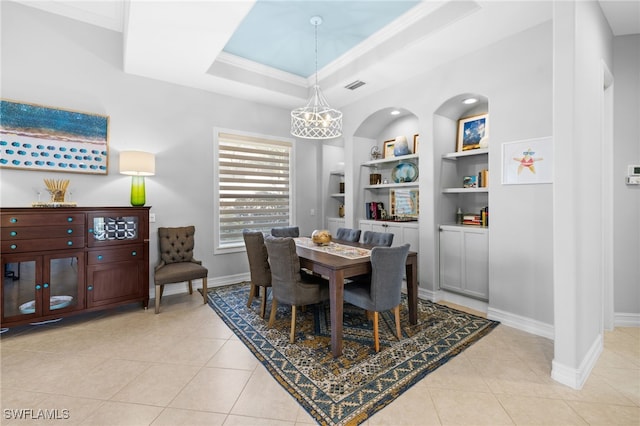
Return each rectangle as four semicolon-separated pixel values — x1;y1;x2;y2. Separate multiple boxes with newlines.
271;226;300;237
362;230;394;247
335;227;361;242
154;226;208;314
343;243;410;352
242;230;272;318
264;235;329;343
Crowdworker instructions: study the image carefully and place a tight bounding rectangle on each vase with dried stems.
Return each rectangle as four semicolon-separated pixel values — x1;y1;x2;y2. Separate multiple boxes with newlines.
44;178;69;203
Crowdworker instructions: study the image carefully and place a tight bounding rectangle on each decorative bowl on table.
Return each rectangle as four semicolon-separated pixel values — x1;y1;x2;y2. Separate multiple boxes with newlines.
311;230;332;246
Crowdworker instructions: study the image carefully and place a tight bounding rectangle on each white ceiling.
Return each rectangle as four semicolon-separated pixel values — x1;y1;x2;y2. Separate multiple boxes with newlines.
11;0;640;111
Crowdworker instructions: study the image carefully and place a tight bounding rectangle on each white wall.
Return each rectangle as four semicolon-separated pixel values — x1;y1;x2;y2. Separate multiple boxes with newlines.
552;0;614;389
613;34;640;320
0;2;321;291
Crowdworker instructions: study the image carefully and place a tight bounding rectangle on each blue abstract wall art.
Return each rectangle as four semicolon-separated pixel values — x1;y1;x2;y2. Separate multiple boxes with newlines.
0;99;109;174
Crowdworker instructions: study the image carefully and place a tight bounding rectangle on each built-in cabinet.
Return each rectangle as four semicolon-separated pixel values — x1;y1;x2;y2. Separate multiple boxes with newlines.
359;219;419;251
326;217;345;236
1;207;150;327
439;225;488;300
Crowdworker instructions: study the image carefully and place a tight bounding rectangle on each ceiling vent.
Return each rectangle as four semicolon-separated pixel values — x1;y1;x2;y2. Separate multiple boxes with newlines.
344;80;366;90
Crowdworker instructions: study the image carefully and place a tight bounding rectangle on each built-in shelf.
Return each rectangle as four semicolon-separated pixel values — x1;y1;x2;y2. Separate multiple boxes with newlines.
329;170;345;176
442;149;488;160
361;154;418;167
330;193;345;198
442;187;489;193
365;182;419;190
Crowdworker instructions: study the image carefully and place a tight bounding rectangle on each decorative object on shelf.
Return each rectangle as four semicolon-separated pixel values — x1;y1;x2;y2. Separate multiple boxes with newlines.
456;208;463;224
457;113;488;152
479;136;489;148
338;204;345;217
413;134;420;154
369;173;381;185
119;150;156;206
502;136;553;185
393;135;410;156
0;99;109;174
391;162;418;183
290;16;342;140
44;178;69;202
311;229;332;245
390;189;419;218
370;146;382;160
383;139;395;158
463;175;478;188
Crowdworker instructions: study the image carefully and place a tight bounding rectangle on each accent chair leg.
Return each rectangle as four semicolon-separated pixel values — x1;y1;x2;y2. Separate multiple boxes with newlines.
155;284;161;314
188;280;193;294
268;298;278;327
290;305;297;344
393;305;402;340
202;276;207;304
373;311;380;352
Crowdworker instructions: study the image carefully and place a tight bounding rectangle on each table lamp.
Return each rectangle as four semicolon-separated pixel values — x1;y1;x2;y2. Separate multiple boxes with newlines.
119;151;155;206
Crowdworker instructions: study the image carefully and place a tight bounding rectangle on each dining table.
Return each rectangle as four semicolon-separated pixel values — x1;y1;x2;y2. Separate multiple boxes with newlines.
294;237;418;358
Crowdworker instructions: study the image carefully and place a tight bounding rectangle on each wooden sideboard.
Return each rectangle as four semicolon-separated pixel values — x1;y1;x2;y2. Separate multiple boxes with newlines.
1;206;150;327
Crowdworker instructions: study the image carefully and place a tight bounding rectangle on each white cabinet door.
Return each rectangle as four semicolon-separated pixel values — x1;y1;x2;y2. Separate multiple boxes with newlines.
462;229;489;299
326;218;345;237
439;227;463;292
439;225;488;300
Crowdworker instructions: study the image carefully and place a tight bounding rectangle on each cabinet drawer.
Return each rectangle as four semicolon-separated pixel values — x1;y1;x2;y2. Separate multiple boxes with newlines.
88;245;144;264
1;225;84;240
1;212;85;227
2;237;85;253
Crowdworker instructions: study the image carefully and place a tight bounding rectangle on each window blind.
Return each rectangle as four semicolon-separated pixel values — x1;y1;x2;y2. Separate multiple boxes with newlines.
217;132;292;248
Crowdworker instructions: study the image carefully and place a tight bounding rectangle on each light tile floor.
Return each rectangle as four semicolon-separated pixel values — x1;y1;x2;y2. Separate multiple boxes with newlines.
1;292;639;425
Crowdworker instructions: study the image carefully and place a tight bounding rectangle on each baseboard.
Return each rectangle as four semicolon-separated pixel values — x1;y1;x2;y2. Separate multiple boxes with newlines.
551;333;603;390
614;312;640;327
150;273;250;298
487;307;555;340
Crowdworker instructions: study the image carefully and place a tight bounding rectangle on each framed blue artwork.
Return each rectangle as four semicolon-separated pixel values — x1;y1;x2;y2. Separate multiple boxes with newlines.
457;113;488;152
0;99;109;174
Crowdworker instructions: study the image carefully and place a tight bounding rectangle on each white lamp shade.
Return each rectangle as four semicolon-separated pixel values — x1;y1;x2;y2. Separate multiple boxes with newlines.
119;151;155;176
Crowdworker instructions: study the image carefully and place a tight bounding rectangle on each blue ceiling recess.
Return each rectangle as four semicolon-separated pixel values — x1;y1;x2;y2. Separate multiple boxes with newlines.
222;0;421;78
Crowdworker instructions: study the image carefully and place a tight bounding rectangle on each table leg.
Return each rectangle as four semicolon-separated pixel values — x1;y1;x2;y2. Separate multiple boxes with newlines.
406;257;418;325
329;270;344;358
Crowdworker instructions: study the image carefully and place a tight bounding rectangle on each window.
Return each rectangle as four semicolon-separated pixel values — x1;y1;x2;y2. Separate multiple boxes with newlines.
214;129;294;252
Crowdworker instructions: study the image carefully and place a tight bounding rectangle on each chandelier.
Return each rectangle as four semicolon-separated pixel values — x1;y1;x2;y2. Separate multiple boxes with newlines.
291;16;343;139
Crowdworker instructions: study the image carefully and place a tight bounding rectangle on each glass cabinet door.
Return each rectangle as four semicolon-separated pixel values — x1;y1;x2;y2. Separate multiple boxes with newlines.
2;255;42;321
42;252;85;316
87;213;143;247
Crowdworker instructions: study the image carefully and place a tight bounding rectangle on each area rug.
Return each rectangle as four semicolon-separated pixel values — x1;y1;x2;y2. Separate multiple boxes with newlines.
206;283;499;426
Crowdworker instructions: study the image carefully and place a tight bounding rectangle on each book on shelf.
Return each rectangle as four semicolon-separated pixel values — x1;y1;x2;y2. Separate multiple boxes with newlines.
462;206;489;227
365;202;385;220
478;169;489;188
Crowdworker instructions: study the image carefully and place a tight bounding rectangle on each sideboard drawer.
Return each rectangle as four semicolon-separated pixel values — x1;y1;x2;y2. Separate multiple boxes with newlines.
87;245;144;264
1;212;85;227
2;236;85;253
1;225;84;241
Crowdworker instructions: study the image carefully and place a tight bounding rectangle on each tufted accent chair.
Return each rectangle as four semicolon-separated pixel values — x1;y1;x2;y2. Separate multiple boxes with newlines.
154;226;208;313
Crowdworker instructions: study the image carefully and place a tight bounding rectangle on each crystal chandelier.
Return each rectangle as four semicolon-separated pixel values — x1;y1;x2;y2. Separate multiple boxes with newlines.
291;16;343;139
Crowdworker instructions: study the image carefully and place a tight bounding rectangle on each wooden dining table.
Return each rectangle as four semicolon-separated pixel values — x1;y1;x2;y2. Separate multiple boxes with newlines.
294;238;418;358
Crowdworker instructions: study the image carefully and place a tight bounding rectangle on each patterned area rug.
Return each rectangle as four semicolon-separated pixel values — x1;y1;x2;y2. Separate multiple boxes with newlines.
207;283;499;426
